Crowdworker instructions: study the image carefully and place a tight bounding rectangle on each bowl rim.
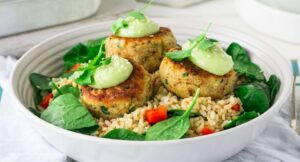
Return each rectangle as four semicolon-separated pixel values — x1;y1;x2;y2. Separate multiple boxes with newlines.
9;18;293;145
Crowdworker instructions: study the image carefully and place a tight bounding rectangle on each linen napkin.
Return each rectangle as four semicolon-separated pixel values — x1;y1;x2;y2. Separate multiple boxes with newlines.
0;56;300;162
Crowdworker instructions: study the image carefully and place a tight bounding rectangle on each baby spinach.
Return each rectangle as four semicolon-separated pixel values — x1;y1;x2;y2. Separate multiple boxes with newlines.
167;109;201;118
29;73;52;90
85;37;107;59
226;42;250;62
234;61;265;81
29;107;41;117
267;75;281;105
227;42;265;81
235;83;270;113
63;37;107;73
103;129;145;141
63;43;89;73
75;125;99;135
223;111;258;129
53;84;80;98
145;89;200;141
41;93;97;130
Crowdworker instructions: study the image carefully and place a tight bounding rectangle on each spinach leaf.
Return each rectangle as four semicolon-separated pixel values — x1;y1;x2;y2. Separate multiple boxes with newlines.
53;85;80;98
223;111;258;129
75;125;99;135
63;43;89;73
34;90;44;107
226;42;250;62
166;49;192;62
41;93;97;130
234;61;265;81
29;107;41;117
267;75;281;105
235;83;270;113
145;89;200;141
62;37;107;74
85;37;107;59
167;109;201;118
103;128;145;141
29;73;52;90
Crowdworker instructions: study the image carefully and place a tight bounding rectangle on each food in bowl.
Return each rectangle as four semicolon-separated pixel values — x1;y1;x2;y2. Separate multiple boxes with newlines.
28;4;281;141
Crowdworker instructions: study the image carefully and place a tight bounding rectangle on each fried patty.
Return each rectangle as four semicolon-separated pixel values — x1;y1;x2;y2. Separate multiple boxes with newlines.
80;63;153;119
159;57;238;99
105;27;177;72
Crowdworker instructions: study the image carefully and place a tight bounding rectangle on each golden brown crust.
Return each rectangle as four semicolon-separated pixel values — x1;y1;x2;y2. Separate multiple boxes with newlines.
81;63;153;119
159;57;238;99
105;27;177;72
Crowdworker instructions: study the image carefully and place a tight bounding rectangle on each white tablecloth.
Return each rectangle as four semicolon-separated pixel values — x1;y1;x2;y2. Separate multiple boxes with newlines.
1;56;300;162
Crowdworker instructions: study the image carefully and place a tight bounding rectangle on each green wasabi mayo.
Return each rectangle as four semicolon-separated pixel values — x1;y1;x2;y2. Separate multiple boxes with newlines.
114;16;160;38
90;55;133;89
183;41;234;76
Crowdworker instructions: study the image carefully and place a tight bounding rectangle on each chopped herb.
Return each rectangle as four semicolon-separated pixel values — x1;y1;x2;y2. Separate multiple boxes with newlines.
164;79;169;85
182;72;189;77
128;106;136;113
101;106;110;115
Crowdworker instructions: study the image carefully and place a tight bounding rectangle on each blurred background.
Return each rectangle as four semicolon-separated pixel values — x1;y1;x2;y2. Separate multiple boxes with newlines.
0;0;300;60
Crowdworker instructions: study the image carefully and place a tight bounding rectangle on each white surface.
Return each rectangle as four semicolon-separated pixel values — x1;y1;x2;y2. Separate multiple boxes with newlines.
0;0;134;57
0;0;101;37
8;19;293;162
236;0;300;44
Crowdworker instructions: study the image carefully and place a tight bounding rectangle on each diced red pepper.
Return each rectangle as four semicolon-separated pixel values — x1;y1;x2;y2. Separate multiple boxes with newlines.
39;93;53;109
232;104;240;111
145;105;167;124
66;63;81;73
201;127;215;135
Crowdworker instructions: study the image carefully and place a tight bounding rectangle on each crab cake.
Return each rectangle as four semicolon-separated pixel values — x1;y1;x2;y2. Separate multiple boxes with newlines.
80;63;152;119
105;27;177;72
159;57;238;99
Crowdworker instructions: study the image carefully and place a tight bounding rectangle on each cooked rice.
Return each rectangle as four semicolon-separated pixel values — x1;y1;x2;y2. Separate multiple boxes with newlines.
93;86;243;137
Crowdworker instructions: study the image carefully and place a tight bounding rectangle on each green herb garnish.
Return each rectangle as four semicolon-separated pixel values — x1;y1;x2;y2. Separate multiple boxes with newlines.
70;41;111;85
111;0;154;34
166;24;217;61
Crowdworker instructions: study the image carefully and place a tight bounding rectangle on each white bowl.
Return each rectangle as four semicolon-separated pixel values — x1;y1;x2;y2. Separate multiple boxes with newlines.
236;0;300;44
9;18;293;162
